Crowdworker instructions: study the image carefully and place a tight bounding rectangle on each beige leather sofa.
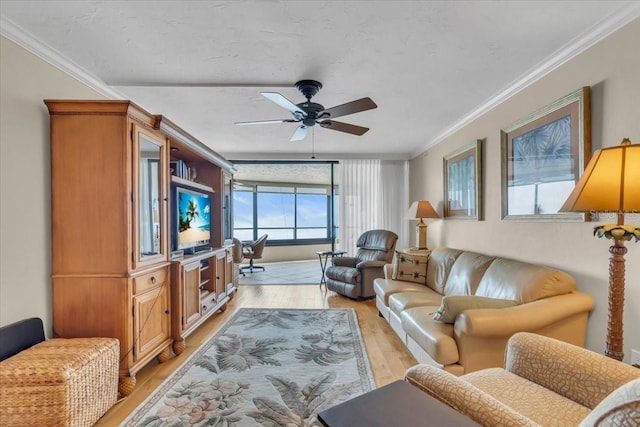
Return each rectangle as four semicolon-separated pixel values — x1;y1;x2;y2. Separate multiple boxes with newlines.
374;247;595;375
404;332;640;427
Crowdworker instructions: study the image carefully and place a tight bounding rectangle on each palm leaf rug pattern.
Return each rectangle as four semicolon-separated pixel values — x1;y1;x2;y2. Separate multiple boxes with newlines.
121;308;375;427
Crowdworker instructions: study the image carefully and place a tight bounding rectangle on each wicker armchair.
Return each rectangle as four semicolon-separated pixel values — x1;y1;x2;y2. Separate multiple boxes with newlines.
0;318;119;427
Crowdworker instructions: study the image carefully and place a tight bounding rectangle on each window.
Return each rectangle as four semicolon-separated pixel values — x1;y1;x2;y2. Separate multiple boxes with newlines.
233;183;331;244
231;162;337;245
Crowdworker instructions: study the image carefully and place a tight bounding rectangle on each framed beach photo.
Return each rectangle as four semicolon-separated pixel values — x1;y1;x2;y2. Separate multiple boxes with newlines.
501;87;591;221
443;140;482;220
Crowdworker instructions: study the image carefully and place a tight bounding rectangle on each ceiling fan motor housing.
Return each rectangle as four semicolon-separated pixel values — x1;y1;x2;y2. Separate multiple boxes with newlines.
297;101;326;126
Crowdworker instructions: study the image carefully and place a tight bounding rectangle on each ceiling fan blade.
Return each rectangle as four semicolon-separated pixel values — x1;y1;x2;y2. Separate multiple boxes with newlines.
319;120;369;136
235;119;297;126
290;125;310;141
261;92;306;115
320;97;377;119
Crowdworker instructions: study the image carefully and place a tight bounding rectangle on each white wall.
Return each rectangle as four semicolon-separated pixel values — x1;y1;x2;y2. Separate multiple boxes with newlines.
409;19;640;362
255;243;331;263
0;37;106;335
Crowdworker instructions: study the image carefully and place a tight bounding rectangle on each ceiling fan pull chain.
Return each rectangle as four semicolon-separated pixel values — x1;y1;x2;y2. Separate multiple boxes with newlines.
311;127;316;159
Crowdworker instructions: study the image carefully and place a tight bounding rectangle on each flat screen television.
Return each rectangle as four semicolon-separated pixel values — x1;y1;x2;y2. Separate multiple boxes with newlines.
174;186;211;251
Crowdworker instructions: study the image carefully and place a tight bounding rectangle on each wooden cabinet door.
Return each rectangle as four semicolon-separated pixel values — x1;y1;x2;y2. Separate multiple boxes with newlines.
133;280;170;362
182;262;201;330
215;253;226;297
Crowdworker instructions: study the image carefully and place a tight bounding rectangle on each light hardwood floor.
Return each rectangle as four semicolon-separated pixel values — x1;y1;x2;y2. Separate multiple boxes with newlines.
96;285;418;426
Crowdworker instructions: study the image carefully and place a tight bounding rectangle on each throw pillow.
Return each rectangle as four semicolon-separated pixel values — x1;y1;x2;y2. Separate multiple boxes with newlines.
392;250;429;285
578;378;640;427
433;295;518;323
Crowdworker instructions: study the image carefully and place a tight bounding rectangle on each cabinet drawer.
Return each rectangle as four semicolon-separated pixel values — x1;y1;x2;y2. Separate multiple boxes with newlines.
134;268;168;294
201;294;217;315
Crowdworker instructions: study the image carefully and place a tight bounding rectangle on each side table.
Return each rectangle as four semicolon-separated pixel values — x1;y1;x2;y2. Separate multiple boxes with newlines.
316;250;346;289
318;380;480;427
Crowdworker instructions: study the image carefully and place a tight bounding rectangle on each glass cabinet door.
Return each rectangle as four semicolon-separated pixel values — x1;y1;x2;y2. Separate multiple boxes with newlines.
134;127;167;268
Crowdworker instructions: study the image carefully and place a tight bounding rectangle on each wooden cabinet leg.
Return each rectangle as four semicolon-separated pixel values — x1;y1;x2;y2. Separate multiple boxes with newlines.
157;346;171;363
219;302;228;312
119;375;136;397
172;339;186;356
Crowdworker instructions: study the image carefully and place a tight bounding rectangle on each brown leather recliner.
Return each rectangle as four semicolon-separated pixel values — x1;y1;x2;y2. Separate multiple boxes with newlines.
325;229;398;300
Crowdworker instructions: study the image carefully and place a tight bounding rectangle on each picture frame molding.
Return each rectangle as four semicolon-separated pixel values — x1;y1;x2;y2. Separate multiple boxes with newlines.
443;139;483;221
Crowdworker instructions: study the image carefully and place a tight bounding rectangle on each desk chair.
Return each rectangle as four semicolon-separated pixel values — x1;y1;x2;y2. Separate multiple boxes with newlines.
241;234;268;273
232;238;245;277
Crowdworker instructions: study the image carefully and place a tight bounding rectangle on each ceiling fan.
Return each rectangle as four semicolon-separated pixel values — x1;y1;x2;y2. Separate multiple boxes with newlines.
235;80;377;141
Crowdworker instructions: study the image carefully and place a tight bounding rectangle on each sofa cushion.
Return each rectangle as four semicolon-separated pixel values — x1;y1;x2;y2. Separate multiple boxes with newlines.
401;306;459;365
392;250;429;284
578;378;640;427
425;248;463;294
475;258;576;303
373;278;430;305
463;368;591;426
443;252;495;296
433;295;519;323
389;291;443;316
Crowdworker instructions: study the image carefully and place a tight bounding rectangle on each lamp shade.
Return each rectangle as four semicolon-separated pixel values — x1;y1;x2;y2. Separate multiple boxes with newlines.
560;139;640;213
406;200;440;220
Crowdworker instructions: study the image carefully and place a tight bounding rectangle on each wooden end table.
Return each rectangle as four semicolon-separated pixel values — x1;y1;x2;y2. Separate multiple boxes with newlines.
317;380;480;427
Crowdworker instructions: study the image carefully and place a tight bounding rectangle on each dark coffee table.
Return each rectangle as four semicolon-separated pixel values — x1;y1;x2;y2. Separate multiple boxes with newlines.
317;380;480;427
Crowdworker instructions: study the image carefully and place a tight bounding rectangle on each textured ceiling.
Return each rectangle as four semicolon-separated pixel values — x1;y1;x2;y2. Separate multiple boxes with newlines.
1;1;638;160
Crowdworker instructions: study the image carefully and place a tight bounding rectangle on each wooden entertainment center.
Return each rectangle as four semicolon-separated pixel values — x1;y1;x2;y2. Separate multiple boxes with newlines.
46;100;236;396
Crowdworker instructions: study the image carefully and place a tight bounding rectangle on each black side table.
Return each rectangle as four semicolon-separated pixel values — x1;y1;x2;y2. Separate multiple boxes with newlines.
316;250;346;289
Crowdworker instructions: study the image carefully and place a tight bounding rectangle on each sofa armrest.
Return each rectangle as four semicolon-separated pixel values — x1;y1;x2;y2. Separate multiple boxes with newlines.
453;292;594;373
356;260;387;269
506;332;640;409
332;256;358;267
454;292;594;338
0;318;46;361
383;263;394;279
404;364;539;427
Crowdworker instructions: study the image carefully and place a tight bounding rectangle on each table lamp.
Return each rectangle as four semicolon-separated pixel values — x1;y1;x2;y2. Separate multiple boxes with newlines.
406;201;440;250
559;138;640;361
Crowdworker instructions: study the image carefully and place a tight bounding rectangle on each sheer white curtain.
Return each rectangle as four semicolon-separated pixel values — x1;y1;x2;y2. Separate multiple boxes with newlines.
338;159;408;255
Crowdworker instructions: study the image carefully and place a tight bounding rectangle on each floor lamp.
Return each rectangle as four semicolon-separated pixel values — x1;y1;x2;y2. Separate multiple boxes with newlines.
406;200;440;250
560;138;639;361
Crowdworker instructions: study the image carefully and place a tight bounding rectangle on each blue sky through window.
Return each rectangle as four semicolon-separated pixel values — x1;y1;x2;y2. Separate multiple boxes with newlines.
233;187;329;242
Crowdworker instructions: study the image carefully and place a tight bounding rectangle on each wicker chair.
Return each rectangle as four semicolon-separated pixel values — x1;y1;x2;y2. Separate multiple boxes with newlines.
0;318;119;427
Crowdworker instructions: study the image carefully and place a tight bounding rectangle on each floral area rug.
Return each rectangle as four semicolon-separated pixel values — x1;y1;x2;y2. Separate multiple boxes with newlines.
121;308;375;426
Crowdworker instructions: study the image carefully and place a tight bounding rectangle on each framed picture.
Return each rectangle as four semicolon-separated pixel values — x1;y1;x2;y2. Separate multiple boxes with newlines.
443;140;482;220
501;87;591;221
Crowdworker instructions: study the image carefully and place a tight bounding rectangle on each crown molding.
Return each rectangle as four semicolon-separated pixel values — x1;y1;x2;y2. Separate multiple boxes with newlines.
0;16;124;99
412;3;640;158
